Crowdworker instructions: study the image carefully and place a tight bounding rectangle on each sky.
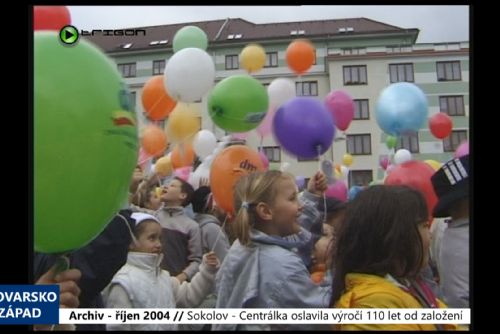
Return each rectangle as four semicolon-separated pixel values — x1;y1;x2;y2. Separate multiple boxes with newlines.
68;5;469;44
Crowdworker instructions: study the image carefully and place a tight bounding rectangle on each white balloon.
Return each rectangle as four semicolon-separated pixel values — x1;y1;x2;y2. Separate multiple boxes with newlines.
164;48;215;103
267;78;296;109
188;162;210;190
340;165;350;180
394;149;412;165
193;130;217;159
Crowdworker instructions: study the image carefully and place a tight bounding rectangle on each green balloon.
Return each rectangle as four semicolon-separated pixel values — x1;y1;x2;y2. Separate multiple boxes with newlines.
35;32;138;253
208;75;269;132
173;26;208;53
386;135;398;149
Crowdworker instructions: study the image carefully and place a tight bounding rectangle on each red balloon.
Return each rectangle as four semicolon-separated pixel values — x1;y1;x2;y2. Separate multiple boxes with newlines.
385;160;438;219
429;112;453;139
34;6;71;31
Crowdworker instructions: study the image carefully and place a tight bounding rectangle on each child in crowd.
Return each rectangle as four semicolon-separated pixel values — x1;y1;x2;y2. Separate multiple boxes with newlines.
214;171;331;331
157;177;202;283
330;185;459;330
103;212;219;331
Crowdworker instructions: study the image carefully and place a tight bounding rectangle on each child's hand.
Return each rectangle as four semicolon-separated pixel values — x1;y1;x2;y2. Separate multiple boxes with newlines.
37;265;82;309
203;251;220;271
307;171;328;195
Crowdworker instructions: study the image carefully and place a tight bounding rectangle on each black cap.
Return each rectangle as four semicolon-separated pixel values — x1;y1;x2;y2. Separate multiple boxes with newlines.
191;186;212;213
431;155;469;218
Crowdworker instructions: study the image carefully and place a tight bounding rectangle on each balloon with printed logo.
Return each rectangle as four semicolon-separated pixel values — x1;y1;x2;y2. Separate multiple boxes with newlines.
386;135;398;150
34;6;71;31
208;75;269;132
240;44;266;73
210;145;265;214
325;90;355;131
342;153;353;167
173;26;208;53
171;143;195;169
375;82;428;136
273;97;335;159
385;160;438;218
155;155;173;177
193;130;217;159
142;125;168;157
142;75;177;121
285;39;316;75
429;112;453;139
35;32;138;253
454;141;469;158
166;103;200;143
267;78;296;109
394;149;412;165
164;48;215;103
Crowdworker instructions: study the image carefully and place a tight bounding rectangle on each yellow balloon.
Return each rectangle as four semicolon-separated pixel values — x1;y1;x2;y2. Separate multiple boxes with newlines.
425;159;442;171
343;153;354;167
240;44;266;73
155;156;173;177
166;103;201;143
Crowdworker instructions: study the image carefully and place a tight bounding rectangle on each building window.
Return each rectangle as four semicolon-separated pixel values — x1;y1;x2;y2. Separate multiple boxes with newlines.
439;96;465;116
225;55;239;70
297;156;319;162
436;61;461;81
349;170;373;188
262;146;281;162
130;92;136;110
389;63;414;83
264;52;278;67
443;130;467;152
347;134;371;155
343;65;367;85
387;45;412;53
296;81;318;96
396;132;420;153
341;47;366;55
118;63;136;78
152;60;165;75
353;99;369;120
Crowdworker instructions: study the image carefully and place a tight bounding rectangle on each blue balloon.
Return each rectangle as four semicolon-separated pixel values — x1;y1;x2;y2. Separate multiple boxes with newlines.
273;97;335;159
348;185;364;201
375;82;428;136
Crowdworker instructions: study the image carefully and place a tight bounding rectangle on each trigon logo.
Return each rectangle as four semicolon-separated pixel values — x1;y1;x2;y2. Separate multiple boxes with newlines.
59;25;79;45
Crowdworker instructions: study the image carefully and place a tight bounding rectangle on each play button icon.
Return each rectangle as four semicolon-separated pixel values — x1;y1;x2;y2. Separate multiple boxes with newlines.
59;25;79;45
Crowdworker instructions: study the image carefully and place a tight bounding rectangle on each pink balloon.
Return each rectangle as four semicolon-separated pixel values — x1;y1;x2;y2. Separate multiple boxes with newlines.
386;164;395;174
258;150;269;170
256;107;276;138
325;90;355;131
173;166;192;182
137;147;152;171
231;132;249;141
325;180;348;202
454;141;469;158
380;156;390;170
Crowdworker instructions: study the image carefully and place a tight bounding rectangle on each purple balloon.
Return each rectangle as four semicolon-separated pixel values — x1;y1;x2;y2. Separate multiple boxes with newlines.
325;180;348;202
295;175;305;190
325;90;355;131
273;97;335;159
454;140;469;158
380;156;390;170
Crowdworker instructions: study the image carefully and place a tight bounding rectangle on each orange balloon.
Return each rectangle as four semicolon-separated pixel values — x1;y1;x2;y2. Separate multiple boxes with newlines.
142;76;177;121
285;39;315;75
210;145;265;214
171;143;195;169
142;125;168;157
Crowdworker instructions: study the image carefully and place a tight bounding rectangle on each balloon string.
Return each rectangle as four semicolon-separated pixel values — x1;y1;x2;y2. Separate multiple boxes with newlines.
210;215;228;253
